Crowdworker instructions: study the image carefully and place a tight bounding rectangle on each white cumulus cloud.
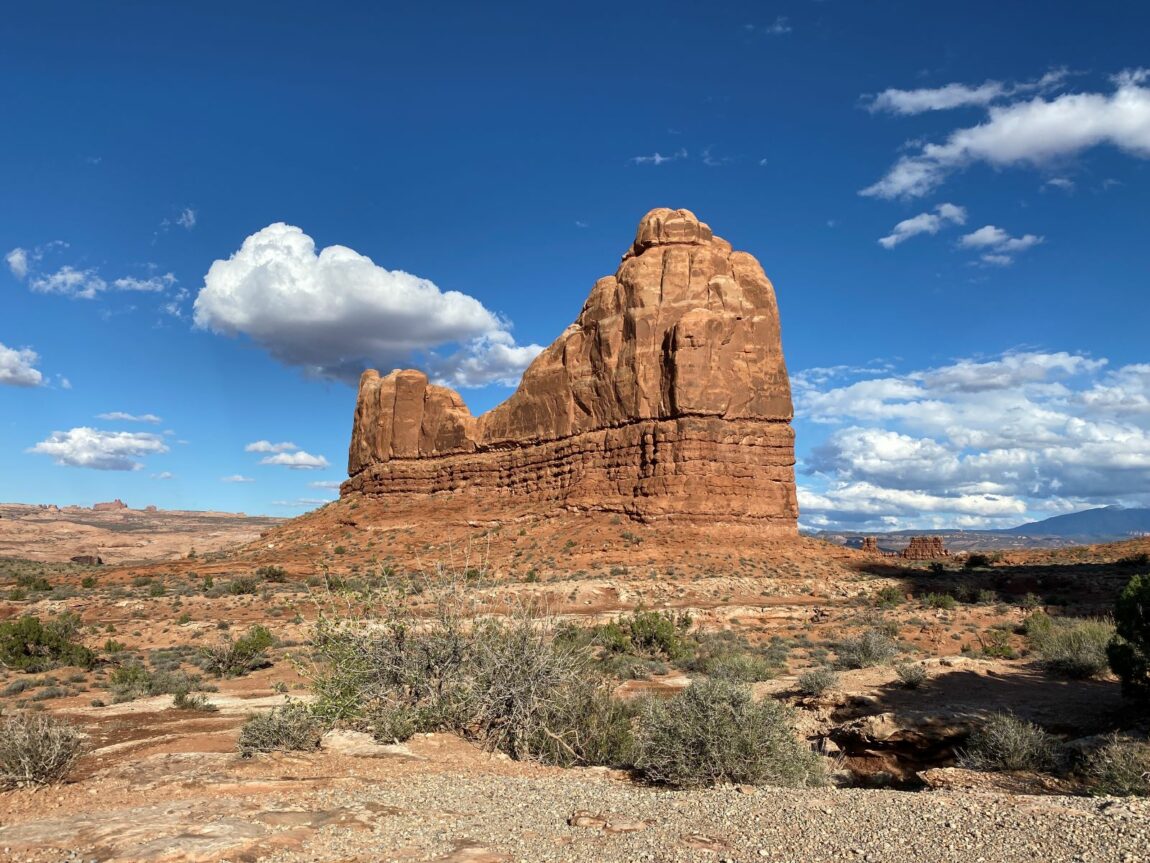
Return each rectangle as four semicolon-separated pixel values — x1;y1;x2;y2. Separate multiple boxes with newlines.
862;69;1150;198
5;248;29;279
245;440;297;453
259;450;330;470
193;223;542;387
29;427;169;471
959;225;1044;264
878;203;966;248
794;351;1150;530
0;342;45;387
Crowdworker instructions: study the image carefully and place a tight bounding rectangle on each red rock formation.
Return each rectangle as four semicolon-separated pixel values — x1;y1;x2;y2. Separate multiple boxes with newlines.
861;536;879;554
343;208;797;532
92;499;128;512
900;536;950;560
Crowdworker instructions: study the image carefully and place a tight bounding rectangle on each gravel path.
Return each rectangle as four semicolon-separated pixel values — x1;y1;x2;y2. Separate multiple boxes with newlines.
260;770;1149;863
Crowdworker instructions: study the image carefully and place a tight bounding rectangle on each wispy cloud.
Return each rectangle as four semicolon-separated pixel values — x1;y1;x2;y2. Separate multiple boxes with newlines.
97;411;163;424
221;474;255;483
878;203;966;249
862;69;1150;198
245;440;298;453
958;225;1044;265
7;242;179;300
629;148;688;166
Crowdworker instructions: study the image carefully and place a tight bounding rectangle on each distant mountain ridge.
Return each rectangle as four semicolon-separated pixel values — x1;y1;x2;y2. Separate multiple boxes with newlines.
809;506;1150;552
999;506;1150;539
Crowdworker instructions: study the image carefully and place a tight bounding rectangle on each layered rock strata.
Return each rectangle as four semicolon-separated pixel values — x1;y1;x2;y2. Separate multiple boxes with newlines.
343;208;798;532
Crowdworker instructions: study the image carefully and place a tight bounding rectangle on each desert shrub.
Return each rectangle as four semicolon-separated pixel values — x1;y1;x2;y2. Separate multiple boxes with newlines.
1022;609;1054;640
200;624;274;677
615;609;692;660
677;630;782;682
256;565;288;583
979;628;1017;659
226;576;259;596
797;666;838;696
873;586;903;608
959;712;1057;772
964;554;992;570
1082;734;1150;797
308;589;627;764
525;680;638;768
237;703;324;757
836;629;899;669
1033;618;1114;679
921;592;957;611
1108;574;1150;698
107;662;205;702
895;662;927;688
0;614;95;673
172;689;218;712
634;678;823;788
0;713;85;787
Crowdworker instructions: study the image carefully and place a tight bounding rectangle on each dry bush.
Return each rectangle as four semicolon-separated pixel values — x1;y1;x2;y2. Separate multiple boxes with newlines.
238;702;324;757
304;570;633;766
797;666;838;697
895;662;927;689
0;713;85;787
1031;618;1114;679
200;624;274;677
959;712;1057;772
1082;734;1150;797
635;678;824;788
836;628;899;669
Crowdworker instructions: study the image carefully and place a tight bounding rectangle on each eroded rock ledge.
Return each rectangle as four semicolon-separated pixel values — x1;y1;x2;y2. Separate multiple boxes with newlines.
342;208;798;532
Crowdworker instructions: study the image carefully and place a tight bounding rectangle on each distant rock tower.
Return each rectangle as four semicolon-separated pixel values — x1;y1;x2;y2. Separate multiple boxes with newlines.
901;536;950;560
343;208;798;532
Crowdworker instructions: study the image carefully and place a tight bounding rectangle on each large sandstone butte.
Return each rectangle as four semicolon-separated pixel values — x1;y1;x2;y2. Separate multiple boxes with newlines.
343;208;798;533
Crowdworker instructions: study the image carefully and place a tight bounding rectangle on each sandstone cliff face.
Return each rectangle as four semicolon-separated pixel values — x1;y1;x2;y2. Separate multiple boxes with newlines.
343;208;798;532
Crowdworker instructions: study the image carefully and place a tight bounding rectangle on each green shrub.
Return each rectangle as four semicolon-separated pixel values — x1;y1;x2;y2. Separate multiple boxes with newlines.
616;609;692;660
1082;734;1150;797
979;628;1017;659
635;679;823;788
836;629;899;669
964;554;992;570
256;565;287;583
959;712;1057;772
1022;609;1054;640
1108;574;1150;698
237;703;324;757
0;713;85;787
921;592;957;611
1032;618;1114;679
200;624;274;677
797;666;838;697
677;631;782;682
172;689;218;712
0;614;95;673
226;576;259;596
107;662;205;702
873;586;903;608
895;662;927;688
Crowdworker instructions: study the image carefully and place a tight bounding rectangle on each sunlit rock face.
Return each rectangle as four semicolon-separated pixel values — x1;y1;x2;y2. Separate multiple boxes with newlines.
344;208;797;533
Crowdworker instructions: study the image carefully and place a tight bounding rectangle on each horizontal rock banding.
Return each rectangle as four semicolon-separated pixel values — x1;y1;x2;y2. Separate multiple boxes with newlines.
343;208;798;532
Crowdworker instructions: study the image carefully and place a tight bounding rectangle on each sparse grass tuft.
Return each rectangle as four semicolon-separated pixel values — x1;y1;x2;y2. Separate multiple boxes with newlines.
797;666;838;697
895;662;927;689
237;702;324;757
836;629;899;669
1082;734;1150;797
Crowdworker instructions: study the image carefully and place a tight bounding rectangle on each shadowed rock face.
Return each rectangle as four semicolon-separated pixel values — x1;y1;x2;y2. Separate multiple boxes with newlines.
343;208;798;531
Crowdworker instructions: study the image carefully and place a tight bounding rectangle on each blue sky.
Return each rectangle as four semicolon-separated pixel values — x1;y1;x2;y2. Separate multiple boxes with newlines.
2;1;1148;529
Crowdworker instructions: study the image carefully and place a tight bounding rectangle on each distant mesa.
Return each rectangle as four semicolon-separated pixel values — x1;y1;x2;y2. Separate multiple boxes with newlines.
343;207;798;532
92;499;128;512
901;536;950;560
